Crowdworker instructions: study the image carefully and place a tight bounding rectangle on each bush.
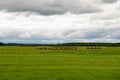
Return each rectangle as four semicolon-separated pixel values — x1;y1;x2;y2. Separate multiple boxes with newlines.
0;42;4;46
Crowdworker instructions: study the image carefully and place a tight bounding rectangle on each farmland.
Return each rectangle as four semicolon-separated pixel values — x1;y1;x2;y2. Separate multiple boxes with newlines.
0;46;120;80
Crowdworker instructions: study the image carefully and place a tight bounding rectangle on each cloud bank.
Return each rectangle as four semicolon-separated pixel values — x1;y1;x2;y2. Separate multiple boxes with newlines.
0;0;113;15
0;0;120;43
103;0;118;3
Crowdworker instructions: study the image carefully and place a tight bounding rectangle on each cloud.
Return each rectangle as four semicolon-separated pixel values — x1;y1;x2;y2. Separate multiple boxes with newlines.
0;0;120;43
0;7;120;43
103;0;118;3
0;0;103;15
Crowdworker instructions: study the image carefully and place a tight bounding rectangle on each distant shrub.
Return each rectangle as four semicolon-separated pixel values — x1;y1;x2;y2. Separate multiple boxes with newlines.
0;42;4;46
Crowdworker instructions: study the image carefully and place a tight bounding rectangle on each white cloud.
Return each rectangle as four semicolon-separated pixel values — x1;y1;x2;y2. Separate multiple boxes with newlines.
19;33;31;38
0;0;120;43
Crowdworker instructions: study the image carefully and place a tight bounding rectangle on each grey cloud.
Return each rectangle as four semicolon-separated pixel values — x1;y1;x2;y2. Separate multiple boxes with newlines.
1;27;119;43
0;5;120;44
103;0;118;3
60;26;120;41
0;0;102;15
1;28;120;43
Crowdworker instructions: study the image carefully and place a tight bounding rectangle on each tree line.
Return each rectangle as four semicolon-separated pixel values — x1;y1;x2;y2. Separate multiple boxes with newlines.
60;43;120;47
0;42;120;47
0;42;4;46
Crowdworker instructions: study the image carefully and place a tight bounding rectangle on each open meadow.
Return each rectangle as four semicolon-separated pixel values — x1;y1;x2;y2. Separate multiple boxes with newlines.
0;46;120;80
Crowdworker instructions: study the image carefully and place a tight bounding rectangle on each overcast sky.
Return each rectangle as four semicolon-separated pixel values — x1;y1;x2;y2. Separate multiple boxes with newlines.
0;0;120;43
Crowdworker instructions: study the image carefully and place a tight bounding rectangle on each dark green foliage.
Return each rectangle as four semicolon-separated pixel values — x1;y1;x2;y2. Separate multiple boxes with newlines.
0;42;4;46
61;43;120;47
3;42;120;47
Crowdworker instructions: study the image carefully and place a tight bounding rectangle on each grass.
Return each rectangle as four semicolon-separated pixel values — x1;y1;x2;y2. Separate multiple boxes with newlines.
0;46;120;80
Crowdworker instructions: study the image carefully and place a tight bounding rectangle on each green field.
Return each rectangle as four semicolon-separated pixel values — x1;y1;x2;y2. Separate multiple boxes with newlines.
0;46;120;80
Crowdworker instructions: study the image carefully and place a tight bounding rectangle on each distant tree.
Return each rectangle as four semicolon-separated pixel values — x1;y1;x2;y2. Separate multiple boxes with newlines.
0;42;4;46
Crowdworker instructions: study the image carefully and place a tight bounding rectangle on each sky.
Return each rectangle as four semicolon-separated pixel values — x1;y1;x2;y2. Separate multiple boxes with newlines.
0;0;120;44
